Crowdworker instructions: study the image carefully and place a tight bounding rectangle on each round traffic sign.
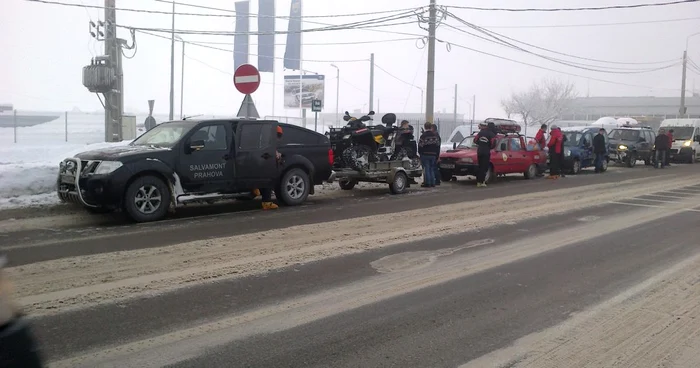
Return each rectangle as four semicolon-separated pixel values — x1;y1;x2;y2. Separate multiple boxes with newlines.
233;64;261;95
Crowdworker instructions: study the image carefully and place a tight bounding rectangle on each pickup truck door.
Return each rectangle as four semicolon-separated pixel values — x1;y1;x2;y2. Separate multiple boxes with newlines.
234;122;278;189
176;122;236;193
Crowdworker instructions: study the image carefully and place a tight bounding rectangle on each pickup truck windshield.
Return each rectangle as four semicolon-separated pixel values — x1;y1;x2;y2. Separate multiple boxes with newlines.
132;122;189;148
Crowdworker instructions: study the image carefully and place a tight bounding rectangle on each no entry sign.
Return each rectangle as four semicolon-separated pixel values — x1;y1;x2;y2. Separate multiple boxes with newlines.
233;64;261;95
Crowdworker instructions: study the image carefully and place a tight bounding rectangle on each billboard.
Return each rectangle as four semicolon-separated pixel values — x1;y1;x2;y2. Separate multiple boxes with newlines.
283;74;325;110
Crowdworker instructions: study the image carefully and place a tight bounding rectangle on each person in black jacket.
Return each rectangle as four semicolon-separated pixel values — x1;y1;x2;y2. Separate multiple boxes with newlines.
431;123;442;185
654;128;670;169
475;122;496;187
592;128;607;173
418;122;440;187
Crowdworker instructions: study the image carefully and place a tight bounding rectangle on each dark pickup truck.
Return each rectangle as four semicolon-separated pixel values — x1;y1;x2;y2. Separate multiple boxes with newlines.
57;119;333;222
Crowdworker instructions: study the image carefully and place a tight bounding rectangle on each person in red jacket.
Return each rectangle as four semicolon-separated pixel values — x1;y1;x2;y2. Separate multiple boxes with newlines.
534;124;547;151
547;125;564;179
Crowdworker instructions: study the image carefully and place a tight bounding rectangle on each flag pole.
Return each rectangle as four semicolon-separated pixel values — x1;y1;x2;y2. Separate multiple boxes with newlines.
298;0;304;126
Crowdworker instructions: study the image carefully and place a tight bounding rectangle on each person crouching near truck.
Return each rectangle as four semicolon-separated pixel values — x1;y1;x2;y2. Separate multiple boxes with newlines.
418;122;440;188
547;125;564;179
253;125;284;209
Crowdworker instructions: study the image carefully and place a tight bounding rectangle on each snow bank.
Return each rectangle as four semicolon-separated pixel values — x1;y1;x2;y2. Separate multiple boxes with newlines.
0;141;131;209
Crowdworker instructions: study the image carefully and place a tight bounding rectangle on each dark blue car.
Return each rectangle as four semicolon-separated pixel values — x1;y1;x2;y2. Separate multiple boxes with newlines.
560;126;609;174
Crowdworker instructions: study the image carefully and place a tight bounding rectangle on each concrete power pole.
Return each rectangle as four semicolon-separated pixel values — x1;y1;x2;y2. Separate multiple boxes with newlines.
680;50;688;116
369;53;375;111
169;0;175;121
104;0;122;142
425;0;436;124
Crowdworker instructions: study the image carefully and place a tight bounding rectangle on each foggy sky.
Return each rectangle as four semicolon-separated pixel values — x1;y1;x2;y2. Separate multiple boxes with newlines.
2;0;699;120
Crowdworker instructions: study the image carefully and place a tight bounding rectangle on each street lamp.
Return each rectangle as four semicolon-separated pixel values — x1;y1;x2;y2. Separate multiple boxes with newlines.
174;35;185;119
331;64;339;126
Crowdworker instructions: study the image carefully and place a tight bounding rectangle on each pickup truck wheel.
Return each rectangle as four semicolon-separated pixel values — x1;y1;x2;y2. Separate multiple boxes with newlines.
524;164;537;179
389;171;408;194
124;175;171;223
626;154;637;168
601;158;609;172
278;168;310;206
690;152;696;164
338;179;356;190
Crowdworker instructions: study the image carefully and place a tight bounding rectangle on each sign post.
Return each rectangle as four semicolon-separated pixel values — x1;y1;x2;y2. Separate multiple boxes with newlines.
311;99;322;132
234;64;261;119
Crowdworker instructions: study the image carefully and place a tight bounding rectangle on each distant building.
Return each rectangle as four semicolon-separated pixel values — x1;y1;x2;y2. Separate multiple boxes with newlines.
560;96;700;130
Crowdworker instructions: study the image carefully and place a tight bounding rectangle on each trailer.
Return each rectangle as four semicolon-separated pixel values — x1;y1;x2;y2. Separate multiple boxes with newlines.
327;159;423;194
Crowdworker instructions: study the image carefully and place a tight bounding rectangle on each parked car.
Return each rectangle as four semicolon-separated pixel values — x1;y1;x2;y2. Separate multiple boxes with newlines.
658;118;700;163
438;120;547;183
560;126;609;174
57;119;333;222
608;125;655;167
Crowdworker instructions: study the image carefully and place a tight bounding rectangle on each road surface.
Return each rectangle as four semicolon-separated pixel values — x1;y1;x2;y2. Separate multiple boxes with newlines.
2;165;700;368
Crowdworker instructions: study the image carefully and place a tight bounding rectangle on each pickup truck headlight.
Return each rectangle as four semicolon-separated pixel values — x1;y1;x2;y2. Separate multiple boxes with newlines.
564;148;571;157
618;144;628;150
94;161;123;175
683;140;692;147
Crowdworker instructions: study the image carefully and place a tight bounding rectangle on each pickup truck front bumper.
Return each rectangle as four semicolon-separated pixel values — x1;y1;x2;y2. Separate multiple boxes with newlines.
56;158;125;209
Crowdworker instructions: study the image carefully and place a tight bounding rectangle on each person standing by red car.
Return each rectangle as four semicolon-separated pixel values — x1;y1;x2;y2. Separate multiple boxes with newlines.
535;124;547;151
547;125;564;179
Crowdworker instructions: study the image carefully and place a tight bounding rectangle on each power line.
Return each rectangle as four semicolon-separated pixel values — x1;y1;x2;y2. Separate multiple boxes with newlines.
25;0;428;39
445;0;699;12
153;0;421;20
473;16;700;29
138;30;369;63
374;63;451;91
114;10;420;37
147;36;422;47
26;0;422;20
441;37;680;91
442;14;682;73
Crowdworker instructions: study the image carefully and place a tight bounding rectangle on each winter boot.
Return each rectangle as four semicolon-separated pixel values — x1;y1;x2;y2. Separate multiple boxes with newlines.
262;202;278;210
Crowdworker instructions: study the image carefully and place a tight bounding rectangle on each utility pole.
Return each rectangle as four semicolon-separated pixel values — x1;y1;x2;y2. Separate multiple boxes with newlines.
169;0;175;121
331;64;339;126
471;94;476;133
104;0;122;142
369;53;375;111
453;84;458;129
180;40;185;119
680;50;688;116
425;0;436;124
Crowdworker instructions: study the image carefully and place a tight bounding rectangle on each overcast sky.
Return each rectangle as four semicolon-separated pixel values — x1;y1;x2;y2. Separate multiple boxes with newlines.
2;0;700;120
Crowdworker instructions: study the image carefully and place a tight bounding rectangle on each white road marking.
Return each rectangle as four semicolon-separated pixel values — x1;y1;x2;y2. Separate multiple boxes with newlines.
629;197;681;204
610;201;662;209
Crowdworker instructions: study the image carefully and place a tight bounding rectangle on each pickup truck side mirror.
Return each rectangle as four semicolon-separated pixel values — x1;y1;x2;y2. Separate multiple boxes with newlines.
499;142;507;151
189;139;206;151
453;142;457;149
694;135;700;143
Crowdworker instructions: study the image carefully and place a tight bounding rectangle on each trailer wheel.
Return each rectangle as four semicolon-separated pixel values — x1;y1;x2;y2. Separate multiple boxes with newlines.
338;179;356;190
389;172;408;194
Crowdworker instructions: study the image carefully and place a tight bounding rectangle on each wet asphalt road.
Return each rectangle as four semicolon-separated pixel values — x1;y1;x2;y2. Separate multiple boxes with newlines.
2;163;700;367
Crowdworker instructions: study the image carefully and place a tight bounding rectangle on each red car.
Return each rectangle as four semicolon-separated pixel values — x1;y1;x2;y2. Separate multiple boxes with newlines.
438;122;546;183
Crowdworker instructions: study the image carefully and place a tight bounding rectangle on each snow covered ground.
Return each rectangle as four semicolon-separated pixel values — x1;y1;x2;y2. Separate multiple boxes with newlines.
0;113;144;209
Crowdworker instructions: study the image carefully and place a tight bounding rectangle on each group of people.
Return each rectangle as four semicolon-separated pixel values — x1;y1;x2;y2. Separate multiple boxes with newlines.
653;128;674;168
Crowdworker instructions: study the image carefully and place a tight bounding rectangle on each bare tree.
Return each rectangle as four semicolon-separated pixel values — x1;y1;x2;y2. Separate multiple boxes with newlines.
501;78;578;127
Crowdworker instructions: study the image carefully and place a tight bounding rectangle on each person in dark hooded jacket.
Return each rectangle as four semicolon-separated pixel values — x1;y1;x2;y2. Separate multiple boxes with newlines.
418;122;440;187
474;122;496;187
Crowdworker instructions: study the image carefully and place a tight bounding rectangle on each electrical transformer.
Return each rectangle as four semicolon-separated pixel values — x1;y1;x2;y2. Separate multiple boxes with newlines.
82;56;116;94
